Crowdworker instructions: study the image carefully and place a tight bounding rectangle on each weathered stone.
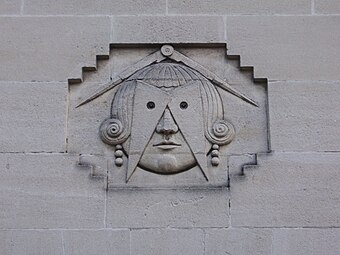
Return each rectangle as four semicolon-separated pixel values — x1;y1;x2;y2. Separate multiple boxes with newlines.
205;228;340;255
0;82;66;152
228;154;257;178
106;189;229;228
205;228;272;255
24;0;166;15
0;0;21;14
0;154;105;229
227;16;340;80
315;0;340;14
230;153;340;227
0;17;110;82
111;16;225;43
273;229;340;255
63;230;130;255
68;82;114;155
82;58;112;84
169;0;311;14
268;81;340;151
0;230;63;255
0;1;338;252
131;229;204;255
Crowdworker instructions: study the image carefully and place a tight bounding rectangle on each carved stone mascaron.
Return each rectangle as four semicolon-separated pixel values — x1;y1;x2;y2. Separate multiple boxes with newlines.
75;45;266;189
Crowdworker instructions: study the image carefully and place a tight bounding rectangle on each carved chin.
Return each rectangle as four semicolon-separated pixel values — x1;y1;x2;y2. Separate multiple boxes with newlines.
138;154;196;174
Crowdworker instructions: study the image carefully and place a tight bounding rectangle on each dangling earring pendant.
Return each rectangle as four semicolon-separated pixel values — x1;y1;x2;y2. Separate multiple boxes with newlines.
211;144;220;166
114;144;124;166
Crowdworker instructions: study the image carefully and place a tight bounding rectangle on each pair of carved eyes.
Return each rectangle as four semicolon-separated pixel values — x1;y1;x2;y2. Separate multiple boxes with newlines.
146;101;188;110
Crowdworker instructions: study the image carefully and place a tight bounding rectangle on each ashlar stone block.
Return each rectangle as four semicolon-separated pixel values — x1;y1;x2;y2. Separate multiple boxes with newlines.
227;16;340;80
111;16;225;44
168;0;311;15
273;228;340;255
24;0;166;15
0;154;105;229
63;230;130;255
230;152;340;227
205;228;272;255
131;228;204;255
0;82;67;153
0;230;63;255
0;0;21;14
106;189;229;228
205;228;340;255
315;0;340;14
268;81;340;152
0;17;110;82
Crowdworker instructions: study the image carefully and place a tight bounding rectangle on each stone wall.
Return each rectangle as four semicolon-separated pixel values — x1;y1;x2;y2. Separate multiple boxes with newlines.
0;1;339;254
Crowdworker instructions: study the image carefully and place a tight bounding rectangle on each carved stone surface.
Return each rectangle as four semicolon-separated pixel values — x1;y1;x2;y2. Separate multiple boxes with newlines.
71;44;268;188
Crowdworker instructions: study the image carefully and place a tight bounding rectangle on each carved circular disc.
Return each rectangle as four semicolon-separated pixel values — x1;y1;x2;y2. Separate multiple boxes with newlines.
114;150;123;157
99;118;127;145
211;157;220;166
161;45;174;56
115;158;123;166
211;150;220;157
210;119;236;145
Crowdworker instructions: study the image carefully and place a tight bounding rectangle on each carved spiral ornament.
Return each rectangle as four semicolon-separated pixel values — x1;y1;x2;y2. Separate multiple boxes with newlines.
99;118;128;145
210;119;235;145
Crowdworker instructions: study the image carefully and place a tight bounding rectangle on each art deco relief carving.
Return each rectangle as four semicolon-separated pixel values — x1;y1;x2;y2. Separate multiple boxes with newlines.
72;45;268;189
99;61;238;181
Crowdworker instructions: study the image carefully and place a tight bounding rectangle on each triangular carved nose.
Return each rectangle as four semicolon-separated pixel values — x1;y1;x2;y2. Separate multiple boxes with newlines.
156;108;178;135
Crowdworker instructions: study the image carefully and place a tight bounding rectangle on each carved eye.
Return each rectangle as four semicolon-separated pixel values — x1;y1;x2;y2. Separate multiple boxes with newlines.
147;101;155;109
180;101;188;109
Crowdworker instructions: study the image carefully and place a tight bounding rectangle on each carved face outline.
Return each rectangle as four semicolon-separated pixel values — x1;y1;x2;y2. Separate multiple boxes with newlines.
129;81;205;175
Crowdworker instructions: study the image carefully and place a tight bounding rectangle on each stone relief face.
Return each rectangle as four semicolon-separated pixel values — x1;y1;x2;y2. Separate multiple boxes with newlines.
138;107;196;174
76;45;266;187
99;62;236;181
135;82;202;174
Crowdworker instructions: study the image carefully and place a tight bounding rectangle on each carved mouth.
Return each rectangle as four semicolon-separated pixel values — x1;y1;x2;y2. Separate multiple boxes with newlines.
153;140;181;150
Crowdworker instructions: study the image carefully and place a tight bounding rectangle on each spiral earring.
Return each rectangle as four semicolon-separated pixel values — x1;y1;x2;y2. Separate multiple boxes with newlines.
99;118;129;167
99;118;130;145
211;144;220;166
